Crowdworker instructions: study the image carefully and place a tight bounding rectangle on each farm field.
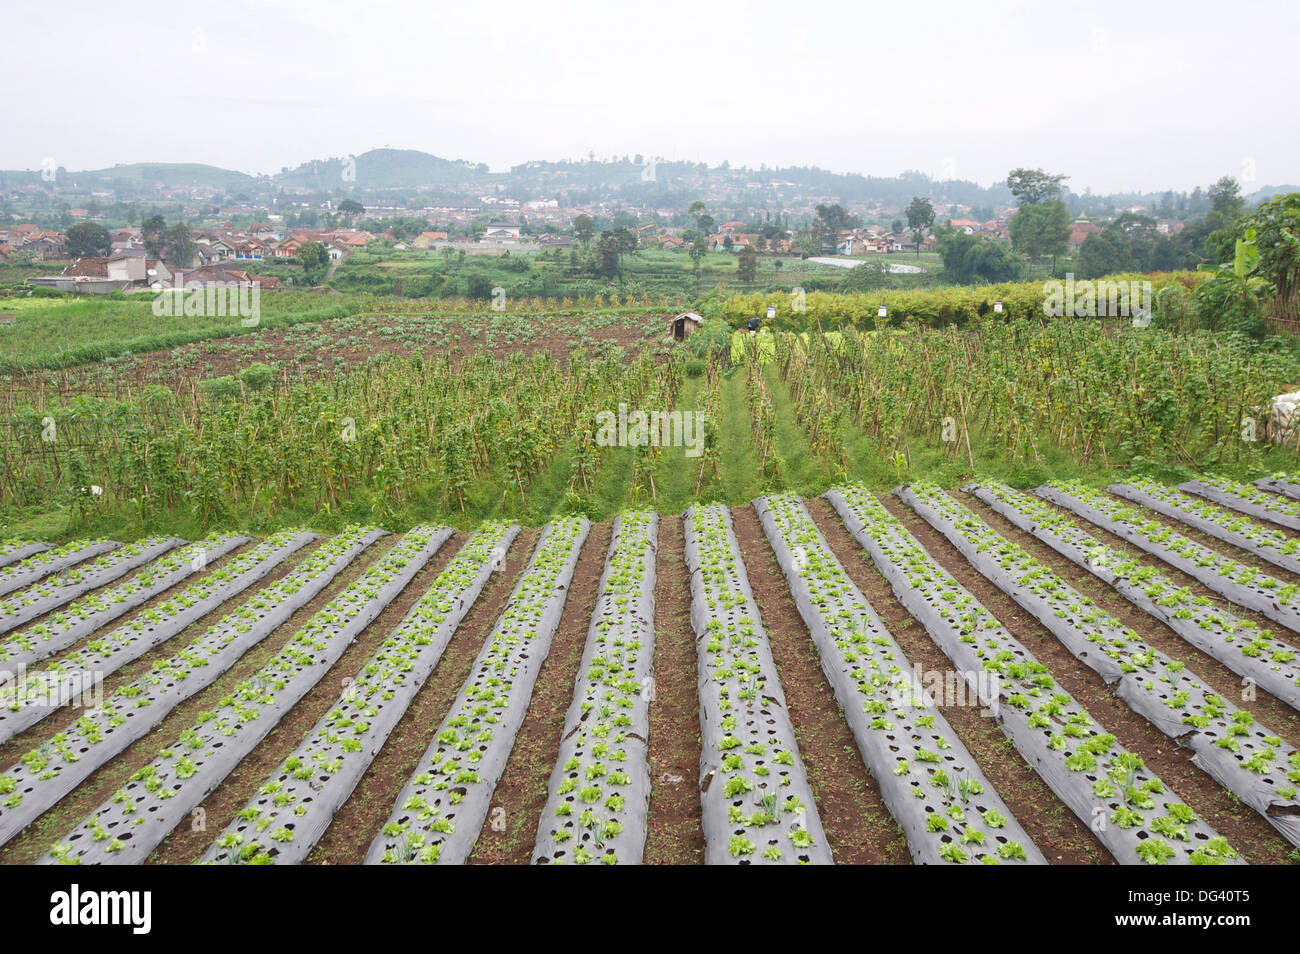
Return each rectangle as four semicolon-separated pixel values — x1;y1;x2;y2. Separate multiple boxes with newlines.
3;293;1300;866
0;473;1298;864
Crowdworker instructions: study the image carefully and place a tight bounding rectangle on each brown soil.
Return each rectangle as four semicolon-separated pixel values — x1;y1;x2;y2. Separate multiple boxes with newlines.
306;526;541;864
0;537;322;765
960;489;1300;752
643;513;705;865
468;522;612;864
730;503;911;864
145;530;464;863
881;492;1297;865
32;312;662;396
0;533;396;865
1100;487;1300;593
806;495;1112;864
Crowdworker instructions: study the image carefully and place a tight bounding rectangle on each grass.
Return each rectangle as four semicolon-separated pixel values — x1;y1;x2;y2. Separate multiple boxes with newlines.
0;293;361;373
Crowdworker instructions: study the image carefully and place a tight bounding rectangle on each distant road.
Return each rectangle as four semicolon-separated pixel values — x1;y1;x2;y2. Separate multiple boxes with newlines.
806;257;923;274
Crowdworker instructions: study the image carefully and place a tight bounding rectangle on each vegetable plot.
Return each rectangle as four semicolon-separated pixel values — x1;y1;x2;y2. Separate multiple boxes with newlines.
1038;482;1300;635
0;533;251;680
533;511;657;865
684;504;831;865
41;526;449;865
1255;475;1300;502
204;523;520;865
755;493;1043;865
366;516;589;866
0;537;184;636
1108;479;1300;576
901;483;1300;850
0;540;117;599
0;527;383;852
827;485;1240;865
1180;476;1300;532
969;481;1300;713
0;532;313;745
0;542;52;572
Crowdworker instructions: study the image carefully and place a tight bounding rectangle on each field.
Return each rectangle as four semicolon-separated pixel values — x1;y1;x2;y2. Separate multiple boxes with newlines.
2;287;1300;865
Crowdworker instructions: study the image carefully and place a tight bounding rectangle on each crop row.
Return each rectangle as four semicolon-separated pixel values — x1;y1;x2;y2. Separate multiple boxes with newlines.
1255;475;1300;502
0;538;186;636
903;483;1300;850
684;504;831;865
1038;482;1300;635
828;485;1240;865
1180;476;1300;532
533;511;657;865
366;516;589;865
0;542;52;572
0;534;249;679
969;481;1300;713
0;540;117;599
1109;479;1300;576
41;526;449;864
205;522;520;865
0;526;385;852
0;532;314;745
756;493;1043;864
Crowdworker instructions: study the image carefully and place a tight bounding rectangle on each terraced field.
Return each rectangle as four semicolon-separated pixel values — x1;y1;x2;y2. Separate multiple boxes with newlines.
2;474;1300;865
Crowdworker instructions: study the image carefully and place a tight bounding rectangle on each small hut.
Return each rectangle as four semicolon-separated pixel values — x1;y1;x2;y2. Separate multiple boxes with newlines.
671;311;704;340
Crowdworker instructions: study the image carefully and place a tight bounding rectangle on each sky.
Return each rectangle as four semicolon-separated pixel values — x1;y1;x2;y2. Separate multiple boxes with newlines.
5;0;1298;194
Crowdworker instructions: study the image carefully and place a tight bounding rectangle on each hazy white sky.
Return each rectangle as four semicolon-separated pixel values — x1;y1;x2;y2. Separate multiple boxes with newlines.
6;0;1297;193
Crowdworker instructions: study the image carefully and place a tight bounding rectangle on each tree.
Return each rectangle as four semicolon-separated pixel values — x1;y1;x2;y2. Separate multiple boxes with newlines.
935;228;1022;284
814;203;850;249
298;240;329;283
689;235;707;274
337;198;365;218
1076;230;1135;279
891;219;904;235
162;222;196;267
1250;193;1300;319
65;221;110;258
737;244;758;282
595;231;622;277
141;214;167;257
1009;200;1070;269
573;213;594;245
905;197;935;257
905;196;935;231
1005;168;1069;205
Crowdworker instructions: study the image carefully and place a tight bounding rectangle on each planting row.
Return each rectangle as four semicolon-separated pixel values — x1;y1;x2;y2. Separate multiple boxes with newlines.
533;511;657;865
0;542;50;569
1039;482;1300;635
904;483;1300;850
756;493;1043;864
970;481;1300;712
0;534;249;680
41;525;449;864
0;540;117;599
0;532;314;745
1181;476;1300;532
366;516;589;865
1109;479;1300;576
0;526;385;851
0;538;186;636
205;522;520;865
828;485;1240;865
684;504;831;865
1255;474;1300;502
